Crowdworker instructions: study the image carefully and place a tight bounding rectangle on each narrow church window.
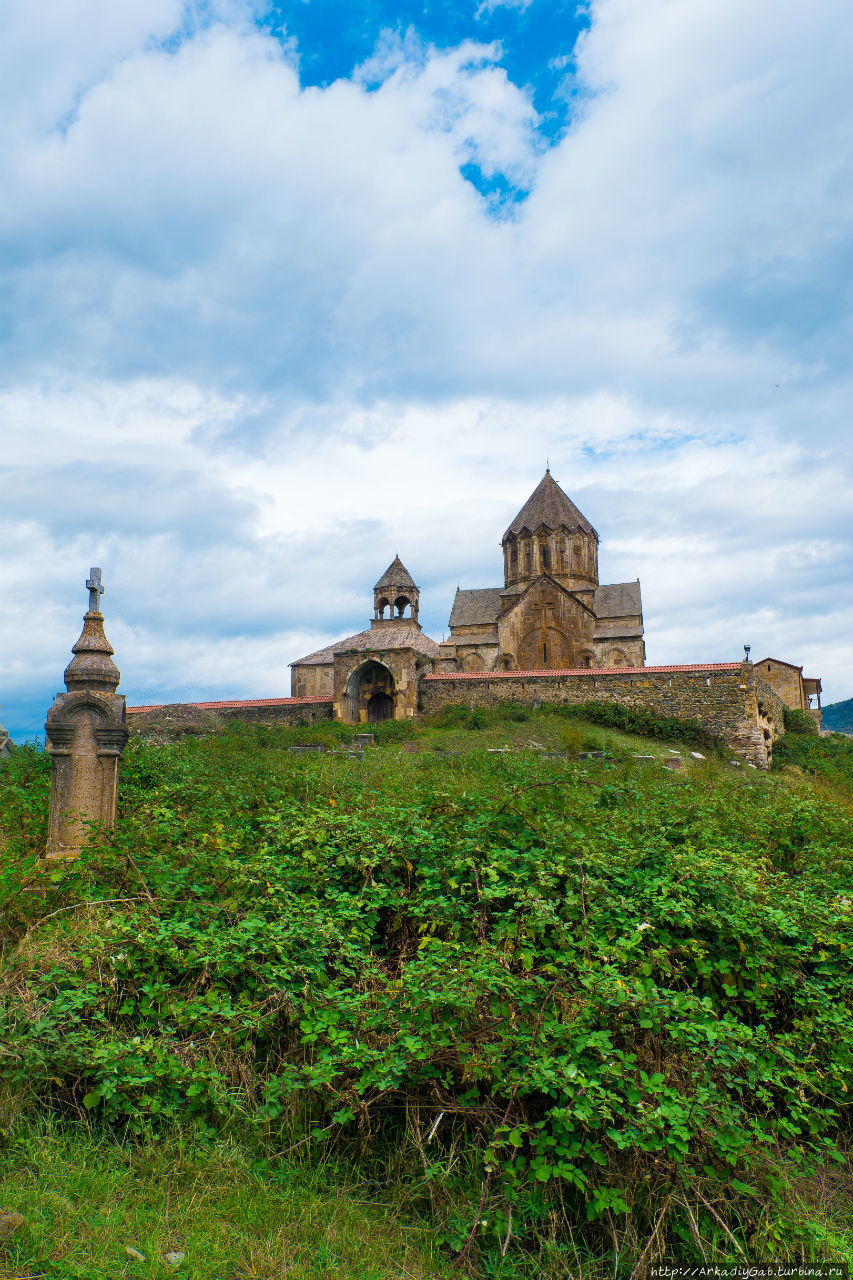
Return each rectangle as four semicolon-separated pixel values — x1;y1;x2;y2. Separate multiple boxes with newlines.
542;544;550;570
543;642;548;664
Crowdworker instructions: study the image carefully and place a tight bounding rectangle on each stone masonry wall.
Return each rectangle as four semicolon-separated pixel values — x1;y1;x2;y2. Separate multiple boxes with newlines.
754;675;788;751
128;697;334;738
419;663;782;767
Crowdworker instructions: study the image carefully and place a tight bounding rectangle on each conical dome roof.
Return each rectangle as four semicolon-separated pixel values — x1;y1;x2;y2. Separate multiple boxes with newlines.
375;555;417;591
503;471;597;541
64;610;121;691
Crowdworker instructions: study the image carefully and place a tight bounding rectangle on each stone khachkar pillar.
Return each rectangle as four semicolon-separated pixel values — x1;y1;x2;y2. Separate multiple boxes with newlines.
45;569;129;858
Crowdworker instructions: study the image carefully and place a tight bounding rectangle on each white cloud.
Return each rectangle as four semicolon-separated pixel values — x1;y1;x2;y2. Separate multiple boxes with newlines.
476;0;535;15
0;0;851;738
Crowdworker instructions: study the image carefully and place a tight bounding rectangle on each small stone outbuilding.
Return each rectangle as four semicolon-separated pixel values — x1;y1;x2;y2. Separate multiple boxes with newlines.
290;557;440;722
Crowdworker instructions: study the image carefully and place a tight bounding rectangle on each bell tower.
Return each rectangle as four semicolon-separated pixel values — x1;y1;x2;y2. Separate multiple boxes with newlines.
501;470;599;605
372;556;420;627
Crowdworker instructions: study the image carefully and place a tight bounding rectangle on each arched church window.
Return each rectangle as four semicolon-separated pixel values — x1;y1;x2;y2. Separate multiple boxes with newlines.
541;543;550;570
394;595;410;617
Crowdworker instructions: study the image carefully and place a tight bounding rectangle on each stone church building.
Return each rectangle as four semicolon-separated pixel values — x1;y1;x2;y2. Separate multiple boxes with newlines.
290;470;645;722
128;467;821;764
438;470;644;674
289;556;441;722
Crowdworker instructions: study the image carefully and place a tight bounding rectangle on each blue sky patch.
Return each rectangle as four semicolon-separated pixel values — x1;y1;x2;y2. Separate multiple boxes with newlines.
261;0;589;143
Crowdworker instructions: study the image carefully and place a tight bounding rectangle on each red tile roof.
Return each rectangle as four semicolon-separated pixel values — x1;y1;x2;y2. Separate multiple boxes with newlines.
424;662;741;682
127;695;333;714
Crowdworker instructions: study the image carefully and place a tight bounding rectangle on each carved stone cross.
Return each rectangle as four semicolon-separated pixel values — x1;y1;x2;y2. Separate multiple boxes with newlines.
86;567;104;613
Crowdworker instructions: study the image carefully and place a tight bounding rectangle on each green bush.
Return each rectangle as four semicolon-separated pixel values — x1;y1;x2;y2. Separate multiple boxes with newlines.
559;726;604;754
465;708;487;730
773;725;853;794
434;704;469;728
558;700;724;750
494;704;529;723
3;731;852;1272
783;707;820;736
363;716;418;743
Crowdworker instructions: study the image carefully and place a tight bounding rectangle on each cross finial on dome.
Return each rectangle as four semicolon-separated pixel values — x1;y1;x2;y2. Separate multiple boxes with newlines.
86;567;104;614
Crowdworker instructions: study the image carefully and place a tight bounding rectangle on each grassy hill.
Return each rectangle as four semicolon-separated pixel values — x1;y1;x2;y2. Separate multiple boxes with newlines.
1;706;852;1279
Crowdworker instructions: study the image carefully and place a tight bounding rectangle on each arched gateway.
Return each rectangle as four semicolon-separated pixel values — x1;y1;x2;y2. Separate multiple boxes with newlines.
346;660;396;723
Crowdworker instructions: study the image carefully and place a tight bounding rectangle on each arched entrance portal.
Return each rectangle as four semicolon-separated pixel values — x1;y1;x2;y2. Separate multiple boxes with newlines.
345;660;396;723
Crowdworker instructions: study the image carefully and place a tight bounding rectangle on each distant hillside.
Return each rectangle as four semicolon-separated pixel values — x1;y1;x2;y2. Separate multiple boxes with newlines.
823;697;853;733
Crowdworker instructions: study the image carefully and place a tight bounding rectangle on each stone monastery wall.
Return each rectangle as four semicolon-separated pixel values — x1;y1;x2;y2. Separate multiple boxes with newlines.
127;695;334;736
127;665;785;768
420;661;781;767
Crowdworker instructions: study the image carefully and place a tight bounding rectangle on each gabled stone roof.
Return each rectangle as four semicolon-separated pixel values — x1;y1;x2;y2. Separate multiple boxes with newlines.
503;471;598;541
593;581;642;618
291;625;440;667
450;580;641;629
442;631;501;647
448;587;504;628
375;556;417;591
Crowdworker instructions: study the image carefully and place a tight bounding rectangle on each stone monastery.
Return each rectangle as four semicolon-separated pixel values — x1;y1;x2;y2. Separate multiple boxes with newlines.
290;470;645;720
126;470;823;768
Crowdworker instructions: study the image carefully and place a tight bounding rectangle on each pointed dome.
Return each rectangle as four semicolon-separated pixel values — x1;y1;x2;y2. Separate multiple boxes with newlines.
64;610;121;691
503;471;597;541
375;555;417;591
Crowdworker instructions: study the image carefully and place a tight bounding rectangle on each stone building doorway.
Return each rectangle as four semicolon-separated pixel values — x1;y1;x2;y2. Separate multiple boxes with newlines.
368;692;394;722
345;660;396;722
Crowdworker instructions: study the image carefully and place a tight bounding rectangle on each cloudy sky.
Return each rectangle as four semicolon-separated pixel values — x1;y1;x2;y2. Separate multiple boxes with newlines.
1;0;851;739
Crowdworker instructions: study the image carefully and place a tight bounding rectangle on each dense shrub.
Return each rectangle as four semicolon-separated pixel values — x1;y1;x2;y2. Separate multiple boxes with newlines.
783;707;821;736
434;704;470;728
2;729;852;1271
774;726;853;794
493;704;529;723
558;700;725;751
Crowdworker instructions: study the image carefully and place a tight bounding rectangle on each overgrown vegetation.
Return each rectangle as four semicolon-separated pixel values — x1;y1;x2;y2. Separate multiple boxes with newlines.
782;707;821;737
1;713;853;1277
773;724;853;798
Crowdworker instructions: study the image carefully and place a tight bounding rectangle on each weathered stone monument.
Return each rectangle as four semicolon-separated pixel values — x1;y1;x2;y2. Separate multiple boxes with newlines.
45;569;128;858
0;712;10;758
